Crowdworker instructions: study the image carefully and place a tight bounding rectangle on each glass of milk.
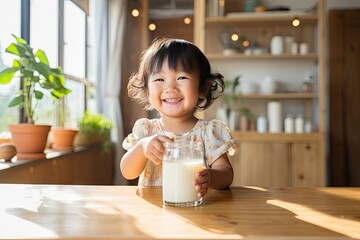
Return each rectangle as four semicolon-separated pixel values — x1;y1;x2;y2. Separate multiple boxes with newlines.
162;140;205;207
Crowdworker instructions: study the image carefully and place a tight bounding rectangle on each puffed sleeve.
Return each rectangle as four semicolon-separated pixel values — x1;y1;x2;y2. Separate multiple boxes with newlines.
122;118;152;150
204;119;238;165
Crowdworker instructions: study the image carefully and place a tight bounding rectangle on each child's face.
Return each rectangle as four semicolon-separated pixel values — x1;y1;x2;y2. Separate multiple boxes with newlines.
147;61;201;119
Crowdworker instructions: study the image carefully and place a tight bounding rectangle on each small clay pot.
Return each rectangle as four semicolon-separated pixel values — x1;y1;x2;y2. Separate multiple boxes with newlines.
0;143;17;161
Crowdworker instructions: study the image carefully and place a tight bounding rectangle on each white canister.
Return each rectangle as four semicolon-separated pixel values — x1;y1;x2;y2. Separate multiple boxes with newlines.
291;42;298;55
304;120;312;133
299;42;309;55
270;36;284;55
284;114;294;133
295;114;304;133
267;101;282;133
261;76;278;94
284;36;294;54
256;114;267;133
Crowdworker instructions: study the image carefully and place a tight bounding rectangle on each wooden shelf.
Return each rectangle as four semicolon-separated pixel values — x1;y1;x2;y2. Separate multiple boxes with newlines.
232;131;320;142
223;92;318;99
207;53;318;60
206;12;318;24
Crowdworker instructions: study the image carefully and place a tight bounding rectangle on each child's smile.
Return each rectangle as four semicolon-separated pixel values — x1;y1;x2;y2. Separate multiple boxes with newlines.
148;60;200;119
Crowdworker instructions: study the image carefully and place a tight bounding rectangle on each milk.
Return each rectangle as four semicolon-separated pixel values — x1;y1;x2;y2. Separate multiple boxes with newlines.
163;158;203;206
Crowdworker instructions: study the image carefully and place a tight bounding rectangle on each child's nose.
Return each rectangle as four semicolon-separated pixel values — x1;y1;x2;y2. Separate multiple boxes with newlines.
164;80;178;91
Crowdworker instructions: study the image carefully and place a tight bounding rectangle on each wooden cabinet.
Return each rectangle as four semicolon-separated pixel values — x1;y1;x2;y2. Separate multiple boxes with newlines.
291;142;324;186
0;144;114;184
194;0;327;186
229;132;322;187
231;142;290;187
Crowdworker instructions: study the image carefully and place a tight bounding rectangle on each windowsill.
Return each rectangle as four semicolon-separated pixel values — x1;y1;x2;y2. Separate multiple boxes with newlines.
0;145;89;171
0;143;114;185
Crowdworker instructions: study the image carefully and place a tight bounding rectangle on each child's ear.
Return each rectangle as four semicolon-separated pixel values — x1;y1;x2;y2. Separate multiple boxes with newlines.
199;92;206;99
199;80;211;99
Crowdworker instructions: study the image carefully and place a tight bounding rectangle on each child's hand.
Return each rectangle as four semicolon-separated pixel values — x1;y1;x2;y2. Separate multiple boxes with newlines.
194;168;211;198
141;135;173;165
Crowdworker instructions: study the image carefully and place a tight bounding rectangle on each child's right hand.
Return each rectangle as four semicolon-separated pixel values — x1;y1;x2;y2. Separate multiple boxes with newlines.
140;135;173;165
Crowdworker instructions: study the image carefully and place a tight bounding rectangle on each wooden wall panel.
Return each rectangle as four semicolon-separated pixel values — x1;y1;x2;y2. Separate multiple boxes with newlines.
329;10;360;186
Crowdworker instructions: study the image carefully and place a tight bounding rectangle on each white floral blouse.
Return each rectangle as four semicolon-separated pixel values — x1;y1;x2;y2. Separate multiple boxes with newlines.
122;118;238;187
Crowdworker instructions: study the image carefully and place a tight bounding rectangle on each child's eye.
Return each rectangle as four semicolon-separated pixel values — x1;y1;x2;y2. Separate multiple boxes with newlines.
177;76;188;81
153;78;164;82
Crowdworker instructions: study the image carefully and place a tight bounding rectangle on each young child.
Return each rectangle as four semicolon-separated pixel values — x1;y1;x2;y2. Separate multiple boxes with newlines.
121;38;237;198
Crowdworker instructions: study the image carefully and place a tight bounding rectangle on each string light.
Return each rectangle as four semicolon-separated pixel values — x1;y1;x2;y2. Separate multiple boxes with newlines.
184;17;191;25
131;8;139;17
231;33;239;41
149;23;156;31
292;17;300;27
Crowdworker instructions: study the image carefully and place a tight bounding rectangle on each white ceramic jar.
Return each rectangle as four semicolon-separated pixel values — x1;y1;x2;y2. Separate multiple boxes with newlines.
300;42;309;55
284;36;294;54
261;76;278;94
256;113;267;133
270;36;283;55
291;42;298;55
284;114;294;133
295;114;304;133
304;120;312;133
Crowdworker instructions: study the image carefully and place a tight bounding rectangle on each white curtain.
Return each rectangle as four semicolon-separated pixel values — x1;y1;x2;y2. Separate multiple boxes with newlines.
91;0;128;185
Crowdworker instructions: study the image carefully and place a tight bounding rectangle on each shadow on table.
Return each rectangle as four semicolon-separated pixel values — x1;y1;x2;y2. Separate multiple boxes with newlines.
137;186;360;239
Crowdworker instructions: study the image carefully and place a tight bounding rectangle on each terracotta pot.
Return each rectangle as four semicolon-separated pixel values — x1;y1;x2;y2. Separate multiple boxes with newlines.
51;128;78;151
240;115;249;132
9;124;51;160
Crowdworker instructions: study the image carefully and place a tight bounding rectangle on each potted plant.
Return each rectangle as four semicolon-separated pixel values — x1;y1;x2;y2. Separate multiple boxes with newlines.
74;111;113;152
0;34;71;159
50;96;79;151
217;75;241;130
220;75;256;131
51;125;79;151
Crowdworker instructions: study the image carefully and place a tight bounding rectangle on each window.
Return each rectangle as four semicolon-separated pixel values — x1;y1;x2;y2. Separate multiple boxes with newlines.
0;0;21;133
63;0;87;128
30;0;59;125
0;0;91;131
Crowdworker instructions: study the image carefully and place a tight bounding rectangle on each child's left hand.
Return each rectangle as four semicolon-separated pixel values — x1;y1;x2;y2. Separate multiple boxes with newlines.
193;168;211;198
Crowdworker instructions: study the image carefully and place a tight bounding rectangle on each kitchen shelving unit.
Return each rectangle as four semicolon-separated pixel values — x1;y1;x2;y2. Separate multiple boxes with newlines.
194;0;327;187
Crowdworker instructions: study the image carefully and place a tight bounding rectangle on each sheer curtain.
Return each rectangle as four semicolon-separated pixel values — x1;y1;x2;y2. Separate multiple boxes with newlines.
91;0;127;185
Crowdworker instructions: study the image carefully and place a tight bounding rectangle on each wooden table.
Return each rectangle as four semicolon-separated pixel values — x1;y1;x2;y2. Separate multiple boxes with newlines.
0;184;359;239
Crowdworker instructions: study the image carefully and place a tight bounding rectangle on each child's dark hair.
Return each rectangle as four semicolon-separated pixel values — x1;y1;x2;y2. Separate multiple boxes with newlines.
127;38;224;111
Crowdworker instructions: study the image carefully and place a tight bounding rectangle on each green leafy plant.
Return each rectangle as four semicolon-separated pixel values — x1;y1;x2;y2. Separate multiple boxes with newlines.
238;107;255;121
222;75;255;121
0;34;71;124
77;111;113;151
222;75;241;119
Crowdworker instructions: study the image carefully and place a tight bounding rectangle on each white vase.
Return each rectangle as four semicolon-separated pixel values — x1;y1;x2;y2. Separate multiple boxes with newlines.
261;76;279;94
271;36;284;55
